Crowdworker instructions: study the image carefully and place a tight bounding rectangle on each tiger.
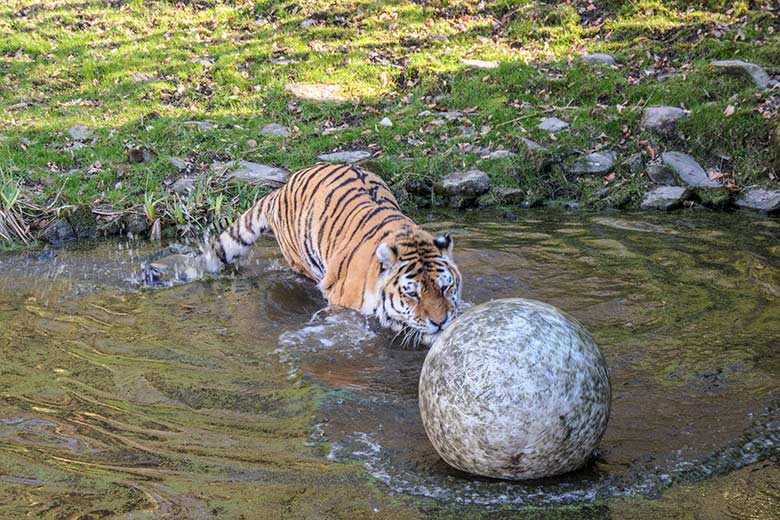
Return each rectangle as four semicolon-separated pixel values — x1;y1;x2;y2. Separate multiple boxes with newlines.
202;162;462;346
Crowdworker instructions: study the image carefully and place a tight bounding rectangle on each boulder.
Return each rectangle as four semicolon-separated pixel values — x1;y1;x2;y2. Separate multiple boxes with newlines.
640;186;689;211
661;152;719;187
641;106;689;134
41;220;76;245
735;187;780;214
64;206;97;240
711;60;771;91
494;187;525;205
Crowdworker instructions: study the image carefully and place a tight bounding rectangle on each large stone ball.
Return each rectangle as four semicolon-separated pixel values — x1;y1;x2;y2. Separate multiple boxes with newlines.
418;298;611;480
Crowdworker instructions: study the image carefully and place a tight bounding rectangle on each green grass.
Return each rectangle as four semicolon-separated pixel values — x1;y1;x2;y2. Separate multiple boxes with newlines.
0;0;778;244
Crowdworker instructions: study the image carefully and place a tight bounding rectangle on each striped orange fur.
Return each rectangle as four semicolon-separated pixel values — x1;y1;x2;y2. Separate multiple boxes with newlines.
204;162;461;345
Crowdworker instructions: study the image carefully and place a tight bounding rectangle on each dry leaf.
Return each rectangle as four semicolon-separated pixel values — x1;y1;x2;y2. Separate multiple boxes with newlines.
723;104;736;117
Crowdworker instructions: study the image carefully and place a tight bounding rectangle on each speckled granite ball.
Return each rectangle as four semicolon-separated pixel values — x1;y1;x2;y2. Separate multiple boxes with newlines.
418;298;611;480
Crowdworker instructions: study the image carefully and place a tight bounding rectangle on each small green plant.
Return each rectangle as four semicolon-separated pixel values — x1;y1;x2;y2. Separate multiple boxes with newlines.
143;191;165;223
0;179;20;210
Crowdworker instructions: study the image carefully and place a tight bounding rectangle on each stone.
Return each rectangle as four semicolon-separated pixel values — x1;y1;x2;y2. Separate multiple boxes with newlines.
167;157;187;170
520;138;545;152
661;152;719;187
317;150;372;163
41;219;75;245
127;146;156;163
640;186;689;211
495;187;525;205
646;162;677;186
122;213;149;235
623;153;644;174
460;58;499;69
641;106;689;134
582;53;616;66
568;151;616;175
486;150;516;159
285;83;348;102
419;298;611;480
214;161;289;185
537;117;569;133
418;110;463;120
63;141;88;152
260;123;290;137
64;206;97;240
735;187;780;214
441;170;490;209
711;60;771;91
68;125;93;141
378;117;393;127
171;177;196;194
130;72;156;83
183;120;215;131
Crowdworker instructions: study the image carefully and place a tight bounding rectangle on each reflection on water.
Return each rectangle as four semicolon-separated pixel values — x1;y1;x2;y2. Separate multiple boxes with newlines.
0;210;779;518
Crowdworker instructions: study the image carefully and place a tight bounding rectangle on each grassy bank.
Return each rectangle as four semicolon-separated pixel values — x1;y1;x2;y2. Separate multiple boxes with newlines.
1;0;778;245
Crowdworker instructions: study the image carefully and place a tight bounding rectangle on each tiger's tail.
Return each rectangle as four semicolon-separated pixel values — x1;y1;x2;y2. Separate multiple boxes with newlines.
202;192;275;273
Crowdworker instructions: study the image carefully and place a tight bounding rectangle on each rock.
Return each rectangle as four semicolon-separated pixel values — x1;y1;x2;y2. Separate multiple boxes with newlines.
378;117;393;127
122;213;149;235
127;146;156;163
167;157;187;170
460;58;499;69
64;206;97;240
63;141;88;152
537;117;569;133
300;18;317;28
183;120;215;131
260;123;290;137
441;170;490;208
661;152;719;187
130;72;156;83
41;220;75;245
215;161;289;185
171;177;197;194
486;150;516;160
285;83;348;102
711;60;771;91
641;106;689;134
317;150;372;163
520;138;545;153
460;126;476;137
419;298;610;480
68;125;93;141
418;110;463;120
568;151;616;175
640;186;689;211
623;153;644;174
735;187;780;214
646;162;677;186
494;187;525;205
582;53;616;66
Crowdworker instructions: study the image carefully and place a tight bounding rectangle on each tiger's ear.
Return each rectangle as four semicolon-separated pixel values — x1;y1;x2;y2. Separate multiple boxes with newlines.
375;243;398;271
434;233;453;258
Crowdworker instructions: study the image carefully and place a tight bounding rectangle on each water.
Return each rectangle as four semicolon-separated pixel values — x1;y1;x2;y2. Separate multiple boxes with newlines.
0;210;779;518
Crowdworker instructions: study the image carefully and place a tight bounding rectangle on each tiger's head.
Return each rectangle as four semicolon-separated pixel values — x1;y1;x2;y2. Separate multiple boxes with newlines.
374;231;462;346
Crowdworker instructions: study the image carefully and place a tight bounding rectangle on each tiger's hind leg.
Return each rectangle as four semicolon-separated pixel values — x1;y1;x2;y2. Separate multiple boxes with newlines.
202;192;276;272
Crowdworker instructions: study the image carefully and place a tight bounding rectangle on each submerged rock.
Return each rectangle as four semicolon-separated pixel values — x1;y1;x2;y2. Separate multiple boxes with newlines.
568;151;616;175
711;60;771;91
640;186;689;211
735;187;780;214
317;150;372;163
641;106;689;134
537;117;569;133
441;170;490;209
661;152;719;187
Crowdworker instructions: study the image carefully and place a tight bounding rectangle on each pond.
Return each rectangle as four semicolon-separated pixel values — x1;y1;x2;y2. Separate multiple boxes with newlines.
0;210;779;519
